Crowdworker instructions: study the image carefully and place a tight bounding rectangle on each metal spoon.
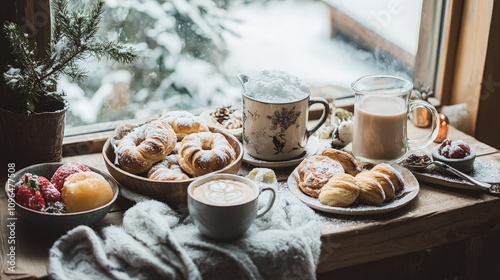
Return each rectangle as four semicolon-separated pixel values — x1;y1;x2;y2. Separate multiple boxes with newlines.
406;160;500;194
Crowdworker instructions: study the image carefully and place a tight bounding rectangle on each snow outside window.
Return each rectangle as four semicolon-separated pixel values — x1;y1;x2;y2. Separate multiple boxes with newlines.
61;0;429;132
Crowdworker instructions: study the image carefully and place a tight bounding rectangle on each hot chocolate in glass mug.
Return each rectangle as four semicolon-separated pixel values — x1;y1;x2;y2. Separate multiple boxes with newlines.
351;75;440;164
237;70;329;162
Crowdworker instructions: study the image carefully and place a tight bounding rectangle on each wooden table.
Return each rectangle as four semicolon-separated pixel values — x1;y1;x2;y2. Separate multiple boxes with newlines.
1;124;500;279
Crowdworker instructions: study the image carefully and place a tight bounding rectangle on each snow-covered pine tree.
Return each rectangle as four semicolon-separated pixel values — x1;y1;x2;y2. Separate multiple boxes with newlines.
62;0;238;125
2;0;137;115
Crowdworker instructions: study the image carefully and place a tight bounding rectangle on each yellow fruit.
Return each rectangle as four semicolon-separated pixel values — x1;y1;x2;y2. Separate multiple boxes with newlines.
62;171;113;213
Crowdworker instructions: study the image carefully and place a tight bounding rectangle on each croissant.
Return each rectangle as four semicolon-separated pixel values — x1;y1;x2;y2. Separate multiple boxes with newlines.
148;154;190;181
371;163;405;192
355;171;386;206
322;149;362;176
356;170;395;202
319;173;359;207
115;119;177;174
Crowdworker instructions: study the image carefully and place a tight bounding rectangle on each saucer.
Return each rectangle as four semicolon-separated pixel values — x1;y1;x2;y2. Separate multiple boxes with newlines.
243;136;320;168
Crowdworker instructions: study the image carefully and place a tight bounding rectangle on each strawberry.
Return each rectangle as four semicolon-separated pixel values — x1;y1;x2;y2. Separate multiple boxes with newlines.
28;191;46;211
15;186;36;207
51;162;90;191
14;174;46;211
14;173;33;193
37;176;62;203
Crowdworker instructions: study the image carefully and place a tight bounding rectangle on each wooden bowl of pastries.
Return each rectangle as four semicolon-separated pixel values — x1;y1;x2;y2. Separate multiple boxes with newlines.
102;112;243;209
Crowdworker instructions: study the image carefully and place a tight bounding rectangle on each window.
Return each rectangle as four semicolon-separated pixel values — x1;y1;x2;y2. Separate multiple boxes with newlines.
62;0;443;135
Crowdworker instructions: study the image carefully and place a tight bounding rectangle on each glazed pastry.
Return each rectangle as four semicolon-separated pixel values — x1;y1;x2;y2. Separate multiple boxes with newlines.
148;154;190;181
355;172;386;206
297;155;345;198
356;170;395;202
178;131;236;177
321;149;362;176
161;111;209;140
115;119;177;174
319;173;359;207
62;171;114;213
371;163;405;192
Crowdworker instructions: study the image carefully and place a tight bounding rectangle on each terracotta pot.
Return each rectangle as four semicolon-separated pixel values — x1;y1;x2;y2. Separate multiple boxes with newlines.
0;106;68;169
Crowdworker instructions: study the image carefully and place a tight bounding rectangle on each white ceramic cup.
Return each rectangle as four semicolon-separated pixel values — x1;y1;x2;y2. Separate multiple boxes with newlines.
187;174;275;241
238;74;329;162
351;75;440;164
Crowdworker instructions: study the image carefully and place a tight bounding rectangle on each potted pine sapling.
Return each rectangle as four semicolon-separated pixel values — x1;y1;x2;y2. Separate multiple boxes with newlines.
0;0;137;168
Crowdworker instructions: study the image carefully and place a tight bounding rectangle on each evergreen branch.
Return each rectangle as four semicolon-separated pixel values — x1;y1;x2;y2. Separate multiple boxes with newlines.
61;62;87;82
3;0;137;114
37;46;83;83
4;23;37;72
51;0;69;44
88;41;139;64
83;0;105;40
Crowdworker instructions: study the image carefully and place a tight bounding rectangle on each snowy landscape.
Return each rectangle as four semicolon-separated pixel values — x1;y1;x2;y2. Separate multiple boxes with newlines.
61;0;421;128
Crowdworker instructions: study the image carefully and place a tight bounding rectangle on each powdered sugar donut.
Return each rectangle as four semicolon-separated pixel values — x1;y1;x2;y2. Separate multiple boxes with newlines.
178;132;236;177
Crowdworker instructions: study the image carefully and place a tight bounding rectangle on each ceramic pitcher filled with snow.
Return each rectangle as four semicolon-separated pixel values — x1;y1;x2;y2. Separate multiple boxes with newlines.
238;70;329;161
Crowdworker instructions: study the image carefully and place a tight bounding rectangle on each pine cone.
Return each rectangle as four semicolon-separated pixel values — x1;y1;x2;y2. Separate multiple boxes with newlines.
213;105;232;124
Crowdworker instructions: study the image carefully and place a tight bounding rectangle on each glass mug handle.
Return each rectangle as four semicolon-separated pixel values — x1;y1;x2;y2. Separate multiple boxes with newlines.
307;97;330;138
256;187;276;218
407;100;440;150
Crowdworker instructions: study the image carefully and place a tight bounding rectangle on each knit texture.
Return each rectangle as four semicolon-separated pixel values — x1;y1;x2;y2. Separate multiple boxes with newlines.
48;180;321;280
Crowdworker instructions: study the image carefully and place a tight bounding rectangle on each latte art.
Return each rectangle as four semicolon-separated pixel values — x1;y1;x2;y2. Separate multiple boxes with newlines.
193;179;255;206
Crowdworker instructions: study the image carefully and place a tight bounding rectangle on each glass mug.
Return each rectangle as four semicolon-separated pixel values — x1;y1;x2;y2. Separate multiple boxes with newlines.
351;75;439;164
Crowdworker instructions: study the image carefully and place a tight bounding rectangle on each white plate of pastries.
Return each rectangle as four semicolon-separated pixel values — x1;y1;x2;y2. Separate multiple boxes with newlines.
287;149;419;215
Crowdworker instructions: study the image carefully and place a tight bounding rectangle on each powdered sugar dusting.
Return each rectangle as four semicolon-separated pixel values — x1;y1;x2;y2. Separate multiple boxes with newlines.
411;158;500;187
439;139;470;158
299;156;344;187
244;70;309;103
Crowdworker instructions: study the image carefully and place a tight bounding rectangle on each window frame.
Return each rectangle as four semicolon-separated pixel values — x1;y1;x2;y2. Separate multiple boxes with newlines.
2;0;496;154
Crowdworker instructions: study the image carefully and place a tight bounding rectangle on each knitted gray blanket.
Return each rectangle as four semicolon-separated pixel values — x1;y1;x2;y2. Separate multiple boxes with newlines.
48;180;321;280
